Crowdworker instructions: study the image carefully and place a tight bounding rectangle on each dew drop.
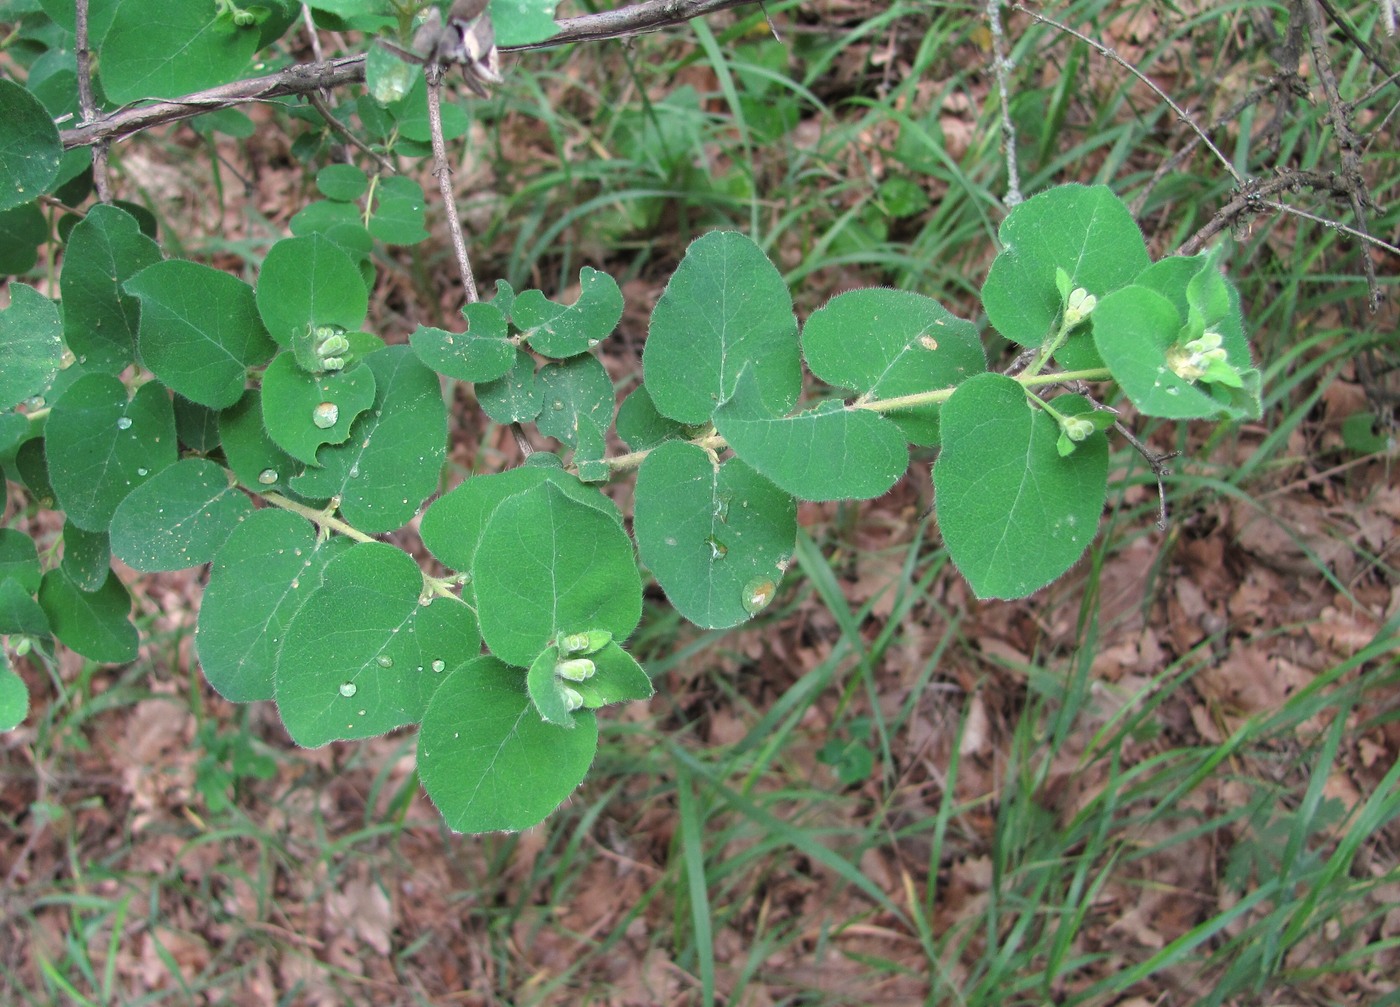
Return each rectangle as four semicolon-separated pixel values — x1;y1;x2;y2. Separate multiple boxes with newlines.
919;335;939;351
706;535;728;560
115;416;133;430
312;402;339;428
376;654;394;668
339;681;357;697
742;577;776;615
431;659;446;673
136;467;148;477
551;400;564;411
258;468;279;485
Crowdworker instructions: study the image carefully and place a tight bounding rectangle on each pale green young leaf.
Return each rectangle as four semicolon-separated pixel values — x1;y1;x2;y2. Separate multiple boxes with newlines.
368;176;428;245
933;374;1107;599
643;231;799;424
109;458;253;572
46;375;178;532
489;0;561;47
418;656;598;834
197;509;351;702
474;481;641;668
714;368;908;502
527;646;577;727
126;259;276;409
0;284;62;412
634;441;795;629
570;641;653;709
275;541;479;746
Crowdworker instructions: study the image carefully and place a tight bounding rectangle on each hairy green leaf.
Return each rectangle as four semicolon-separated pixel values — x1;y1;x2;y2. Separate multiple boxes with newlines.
0;284;62;412
513;267;623;358
37;567;138;663
635;441;795;628
0;79;61;211
644;231;799;424
418;656;598;834
60;204;162;373
109;458;253;572
933;374;1107;599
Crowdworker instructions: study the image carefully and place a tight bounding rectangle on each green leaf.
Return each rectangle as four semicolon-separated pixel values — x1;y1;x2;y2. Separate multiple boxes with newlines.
316;163;369;201
37;567;138;663
474;481;641;668
0;79;61;211
46;374;178;532
395;74;470;143
615;384;687;451
526;646;578;727
634;441;796;629
801;288;984;445
255;234;369;348
100;0;261;105
260;352;377;465
409;302;514;382
197;508;351;702
0;283;62;412
0;529;41;593
366;37;418;105
512;268;623;358
60;521;111;593
290;346;446;533
109;458;253;572
643;231;799;424
0;577;52;637
419;467;617;576
173;394;222;452
714;368;908;502
125;259;276;409
932;374;1107;599
0;653;28;731
982;184;1150;348
418;656;598;834
534;354;613;458
0;201;47;275
1092;285;1260;420
275;541;480;746
475;347;541;424
489;0;560;47
570;641;652;709
368;175;428;245
218;388;301;494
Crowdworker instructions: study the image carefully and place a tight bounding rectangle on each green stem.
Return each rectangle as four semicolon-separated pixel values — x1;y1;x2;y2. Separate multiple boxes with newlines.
262;491;376;545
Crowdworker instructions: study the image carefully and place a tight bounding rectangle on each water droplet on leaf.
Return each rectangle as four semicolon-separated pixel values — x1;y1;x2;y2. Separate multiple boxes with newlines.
706;535;728;560
115;417;132;430
742;577;776;614
312;402;339;428
376;654;393;668
258;469;279;485
431;659;446;673
339;681;357;697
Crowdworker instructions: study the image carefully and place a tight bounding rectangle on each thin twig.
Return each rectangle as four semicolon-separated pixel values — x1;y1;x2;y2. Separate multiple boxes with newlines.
1012;3;1243;186
73;0;112;201
985;0;1021;207
1112;421;1178;530
424;63;478;304
1300;0;1383;311
306;89;397;175
60;1;763;151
